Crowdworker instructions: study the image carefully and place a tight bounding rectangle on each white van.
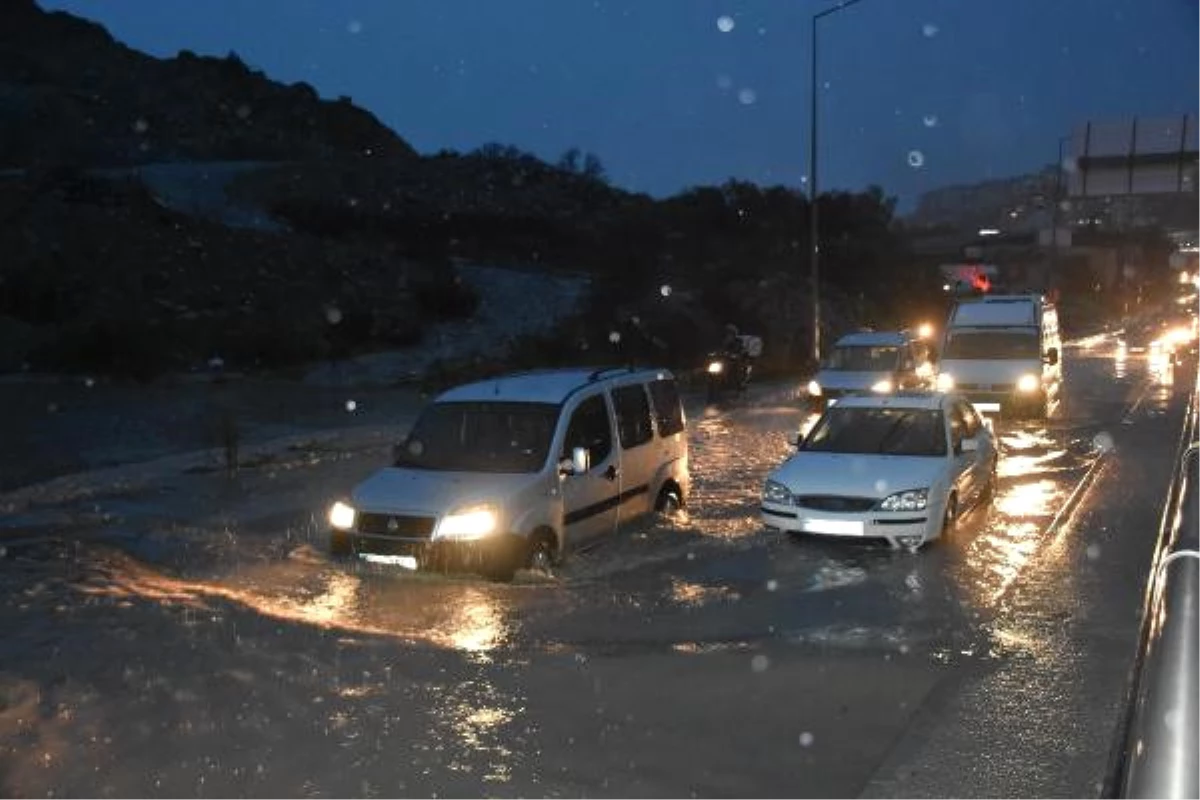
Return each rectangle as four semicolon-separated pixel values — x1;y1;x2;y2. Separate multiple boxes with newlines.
327;367;690;580
935;294;1062;418
804;330;935;410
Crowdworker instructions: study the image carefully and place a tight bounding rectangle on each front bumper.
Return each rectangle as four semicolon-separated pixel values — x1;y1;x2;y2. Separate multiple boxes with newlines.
761;503;934;544
332;529;527;569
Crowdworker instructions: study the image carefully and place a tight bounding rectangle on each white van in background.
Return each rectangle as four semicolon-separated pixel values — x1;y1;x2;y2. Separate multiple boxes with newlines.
935;294;1062;418
327;366;690;581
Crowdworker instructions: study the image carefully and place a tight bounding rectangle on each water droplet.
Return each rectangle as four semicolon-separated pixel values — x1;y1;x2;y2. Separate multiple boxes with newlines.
923;114;938;128
235;104;252;120
608;331;621;344
757;27;767;36
84;377;95;388
922;22;939;37
345;400;358;412
660;284;673;297
686;551;695;561
133;118;149;134
1164;709;1182;732
737;88;757;105
716;15;735;33
1093;432;1115;453
347;19;363;34
325;306;343;325
907;150;925;168
46;402;58;414
751;654;770;672
1086;543;1102;560
874;479;889;493
766;579;778;591
716;74;733;90
798;731;815;747
899;643;910;655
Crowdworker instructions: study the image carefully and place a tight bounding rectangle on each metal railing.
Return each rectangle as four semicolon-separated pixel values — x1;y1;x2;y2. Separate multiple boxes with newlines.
1105;390;1199;799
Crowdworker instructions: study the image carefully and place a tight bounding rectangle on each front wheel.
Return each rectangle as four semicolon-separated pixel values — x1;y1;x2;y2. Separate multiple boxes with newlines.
940;495;958;540
655;485;683;517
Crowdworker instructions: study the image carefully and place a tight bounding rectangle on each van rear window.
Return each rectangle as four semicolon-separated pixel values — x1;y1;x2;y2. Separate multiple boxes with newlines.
648;378;685;436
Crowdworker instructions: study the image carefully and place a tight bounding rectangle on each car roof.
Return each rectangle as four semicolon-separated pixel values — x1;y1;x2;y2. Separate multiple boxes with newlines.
828;391;950;411
435;366;673;405
833;330;910;347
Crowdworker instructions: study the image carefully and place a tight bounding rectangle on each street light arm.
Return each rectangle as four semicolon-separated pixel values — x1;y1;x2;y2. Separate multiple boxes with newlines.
814;0;867;22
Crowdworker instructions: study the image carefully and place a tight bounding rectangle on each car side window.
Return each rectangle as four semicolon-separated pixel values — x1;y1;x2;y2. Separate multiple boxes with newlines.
959;402;981;438
948;403;966;448
562;394;612;466
647;378;685;436
612;385;654;449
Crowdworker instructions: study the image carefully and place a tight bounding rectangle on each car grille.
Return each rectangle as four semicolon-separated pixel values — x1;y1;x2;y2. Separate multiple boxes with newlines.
355;512;436;539
957;382;1013;393
794;495;877;512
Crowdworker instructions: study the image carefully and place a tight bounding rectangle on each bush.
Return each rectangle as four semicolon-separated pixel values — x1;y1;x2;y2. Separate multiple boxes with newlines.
29;318;179;380
413;276;479;320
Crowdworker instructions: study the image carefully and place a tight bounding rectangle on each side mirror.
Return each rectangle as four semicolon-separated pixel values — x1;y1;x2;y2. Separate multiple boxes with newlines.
560;446;590;476
1044;348;1059;366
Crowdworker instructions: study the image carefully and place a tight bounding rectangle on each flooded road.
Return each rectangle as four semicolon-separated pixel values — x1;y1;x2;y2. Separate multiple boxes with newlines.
0;335;1192;797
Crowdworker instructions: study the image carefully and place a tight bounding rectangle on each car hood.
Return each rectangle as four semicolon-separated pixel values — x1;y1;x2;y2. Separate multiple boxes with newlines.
350;467;537;515
938;358;1040;385
770;451;946;498
813;369;893;392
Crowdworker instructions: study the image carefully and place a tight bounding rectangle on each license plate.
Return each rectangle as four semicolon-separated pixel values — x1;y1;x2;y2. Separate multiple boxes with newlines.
362;554;419;570
801;518;864;535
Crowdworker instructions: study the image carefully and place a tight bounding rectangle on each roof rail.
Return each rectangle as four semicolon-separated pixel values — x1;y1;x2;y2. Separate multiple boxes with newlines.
587;365;638;382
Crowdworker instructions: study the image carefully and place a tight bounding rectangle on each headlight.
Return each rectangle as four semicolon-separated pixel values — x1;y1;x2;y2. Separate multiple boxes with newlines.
878;489;928;512
707;360;724;374
1016;374;1040;393
763;479;794;505
435;505;499;540
328;500;356;530
806;380;822;397
871;379;894;394
917;322;934;339
935;373;954;392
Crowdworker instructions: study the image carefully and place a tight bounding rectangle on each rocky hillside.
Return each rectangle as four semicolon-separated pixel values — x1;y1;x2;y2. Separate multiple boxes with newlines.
0;0;415;166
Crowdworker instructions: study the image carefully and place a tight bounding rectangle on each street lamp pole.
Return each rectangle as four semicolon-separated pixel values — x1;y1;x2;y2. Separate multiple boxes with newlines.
1049;134;1070;291
809;0;866;365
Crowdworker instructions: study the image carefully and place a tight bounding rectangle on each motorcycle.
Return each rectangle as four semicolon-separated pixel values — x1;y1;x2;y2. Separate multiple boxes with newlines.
705;350;752;402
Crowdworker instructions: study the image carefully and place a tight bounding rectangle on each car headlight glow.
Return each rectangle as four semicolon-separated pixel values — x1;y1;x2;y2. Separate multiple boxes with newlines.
936;373;954;392
436;505;499;540
1016;373;1040;393
879;489;928;512
707;360;724;374
763;479;794;505
806;380;822;397
328;500;356;531
871;379;894;394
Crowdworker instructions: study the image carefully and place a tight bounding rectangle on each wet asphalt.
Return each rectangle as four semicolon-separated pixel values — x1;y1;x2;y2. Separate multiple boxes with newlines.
0;333;1193;798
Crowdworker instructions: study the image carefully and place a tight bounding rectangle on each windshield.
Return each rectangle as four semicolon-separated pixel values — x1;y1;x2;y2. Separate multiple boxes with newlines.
394;401;558;473
943;331;1039;360
802;407;947;457
826;345;899;371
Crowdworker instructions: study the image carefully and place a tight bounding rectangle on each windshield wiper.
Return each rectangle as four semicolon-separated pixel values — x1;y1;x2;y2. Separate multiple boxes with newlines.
876;413;916;454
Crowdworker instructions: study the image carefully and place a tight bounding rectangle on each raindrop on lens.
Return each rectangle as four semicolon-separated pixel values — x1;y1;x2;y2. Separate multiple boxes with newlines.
766;579;778;591
922;22;939;37
751;654;770;672
716;15;735;33
737;88;757;105
907;150;925;168
923;114;938;128
1086;543;1101;560
325;306;343;325
609;331;621;344
345;400;358;412
347;19;363;34
798;732;815;747
1093;432;1115;453
660;284;673;297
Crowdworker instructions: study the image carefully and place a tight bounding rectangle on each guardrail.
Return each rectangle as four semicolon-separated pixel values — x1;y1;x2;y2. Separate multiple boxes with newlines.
1105;389;1199;798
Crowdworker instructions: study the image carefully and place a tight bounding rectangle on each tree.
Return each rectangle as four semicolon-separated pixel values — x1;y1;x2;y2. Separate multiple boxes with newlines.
557;147;581;173
582;153;607;183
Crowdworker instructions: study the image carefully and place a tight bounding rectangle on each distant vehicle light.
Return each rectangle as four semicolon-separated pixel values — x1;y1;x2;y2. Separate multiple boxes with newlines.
707;360;724;374
936;373;955;392
917;322;934;339
871;379;894;394
806;380;822;397
1016;374;1040;393
916;361;934;378
1180;271;1193;285
978;228;1001;237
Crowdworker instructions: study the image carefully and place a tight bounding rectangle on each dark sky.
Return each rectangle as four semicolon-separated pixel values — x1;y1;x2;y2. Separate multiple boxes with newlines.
39;0;1199;208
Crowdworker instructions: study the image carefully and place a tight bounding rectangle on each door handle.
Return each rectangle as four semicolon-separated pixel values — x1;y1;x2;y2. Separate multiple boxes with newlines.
603;464;619;481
